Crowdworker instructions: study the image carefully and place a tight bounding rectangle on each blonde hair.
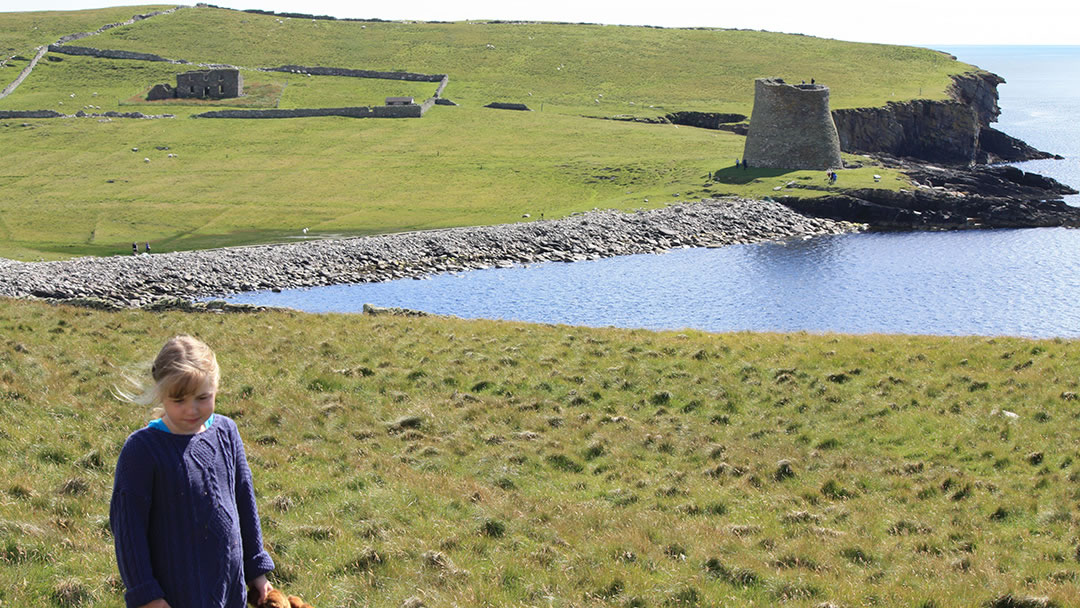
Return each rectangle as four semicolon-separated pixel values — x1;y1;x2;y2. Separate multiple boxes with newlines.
122;335;220;417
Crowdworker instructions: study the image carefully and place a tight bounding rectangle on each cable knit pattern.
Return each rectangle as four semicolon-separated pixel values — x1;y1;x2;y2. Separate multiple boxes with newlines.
110;415;274;608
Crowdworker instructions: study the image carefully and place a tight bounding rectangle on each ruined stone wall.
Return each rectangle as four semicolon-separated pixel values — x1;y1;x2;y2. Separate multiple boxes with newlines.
742;78;842;170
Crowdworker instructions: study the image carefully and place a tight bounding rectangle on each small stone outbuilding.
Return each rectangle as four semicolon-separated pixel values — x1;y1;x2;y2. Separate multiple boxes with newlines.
147;68;243;100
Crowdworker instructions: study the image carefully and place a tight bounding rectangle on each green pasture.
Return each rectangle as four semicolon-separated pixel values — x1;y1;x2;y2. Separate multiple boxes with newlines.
1;54;441;114
82;5;972;114
1;5;969;260
0;104;904;260
1;299;1078;607
0;5;173;62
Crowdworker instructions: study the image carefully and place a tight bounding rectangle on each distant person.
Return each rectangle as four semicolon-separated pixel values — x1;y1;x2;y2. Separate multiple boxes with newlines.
735;159;740;168
743;159;749;170
132;242;138;255
111;335;274;608
811;78;815;84
145;242;151;253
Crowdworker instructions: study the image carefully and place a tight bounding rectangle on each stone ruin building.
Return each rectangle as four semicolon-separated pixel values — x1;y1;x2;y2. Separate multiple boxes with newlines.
147;68;243;101
742;78;843;170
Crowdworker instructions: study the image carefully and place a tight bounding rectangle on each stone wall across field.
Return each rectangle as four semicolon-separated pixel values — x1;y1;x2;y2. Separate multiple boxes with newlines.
192;104;425;119
0;109;65;119
54;7;182;45
46;44;176;63
265;65;447;83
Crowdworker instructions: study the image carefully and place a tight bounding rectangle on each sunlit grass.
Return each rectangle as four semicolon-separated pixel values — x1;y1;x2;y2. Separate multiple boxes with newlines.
0;299;1077;607
1;5;964;260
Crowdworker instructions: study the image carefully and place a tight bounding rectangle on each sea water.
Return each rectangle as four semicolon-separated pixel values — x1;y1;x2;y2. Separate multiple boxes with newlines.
936;45;1080;206
219;47;1080;337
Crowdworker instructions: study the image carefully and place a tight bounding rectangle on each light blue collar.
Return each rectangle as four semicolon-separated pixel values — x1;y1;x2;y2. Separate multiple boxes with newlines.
148;413;215;433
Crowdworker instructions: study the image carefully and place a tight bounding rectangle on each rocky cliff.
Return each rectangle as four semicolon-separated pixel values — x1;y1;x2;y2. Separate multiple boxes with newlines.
832;71;1058;165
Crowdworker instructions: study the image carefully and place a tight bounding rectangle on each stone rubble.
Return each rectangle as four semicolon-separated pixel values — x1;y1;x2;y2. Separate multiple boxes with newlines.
0;198;861;310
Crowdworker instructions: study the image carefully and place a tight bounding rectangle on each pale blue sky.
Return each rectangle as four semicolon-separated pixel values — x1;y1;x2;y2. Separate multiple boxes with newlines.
1;0;1076;46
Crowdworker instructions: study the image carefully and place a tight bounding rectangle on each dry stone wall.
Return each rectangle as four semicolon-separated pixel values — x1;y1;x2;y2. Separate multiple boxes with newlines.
265;65;446;82
54;7;182;45
0;109;65;118
47;44;175;63
193;105;424;119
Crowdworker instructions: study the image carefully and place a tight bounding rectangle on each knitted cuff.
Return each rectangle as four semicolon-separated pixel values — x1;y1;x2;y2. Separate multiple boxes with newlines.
124;578;165;608
245;550;276;582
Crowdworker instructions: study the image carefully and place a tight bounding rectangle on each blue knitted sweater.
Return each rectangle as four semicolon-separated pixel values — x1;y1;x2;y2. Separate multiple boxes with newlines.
110;415;274;608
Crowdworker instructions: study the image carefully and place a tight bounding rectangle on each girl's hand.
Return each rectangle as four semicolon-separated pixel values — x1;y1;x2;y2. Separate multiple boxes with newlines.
247;574;272;606
138;600;170;608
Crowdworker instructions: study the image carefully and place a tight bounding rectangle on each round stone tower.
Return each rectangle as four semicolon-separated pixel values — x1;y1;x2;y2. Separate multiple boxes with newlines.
742;78;843;170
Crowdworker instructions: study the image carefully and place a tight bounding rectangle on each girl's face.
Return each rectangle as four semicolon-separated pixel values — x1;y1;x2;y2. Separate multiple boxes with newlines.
161;376;217;434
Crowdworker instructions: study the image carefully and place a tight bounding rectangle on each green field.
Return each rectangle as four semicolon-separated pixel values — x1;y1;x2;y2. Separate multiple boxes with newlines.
0;5;970;261
1;299;1077;607
0;5;174;63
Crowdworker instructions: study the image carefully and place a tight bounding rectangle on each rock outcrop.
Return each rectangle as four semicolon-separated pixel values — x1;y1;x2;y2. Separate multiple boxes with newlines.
665;111;746;130
778;160;1080;229
832;71;1058;165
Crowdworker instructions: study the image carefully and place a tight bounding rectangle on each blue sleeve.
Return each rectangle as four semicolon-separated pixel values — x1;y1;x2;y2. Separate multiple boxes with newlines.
110;435;166;608
231;421;274;581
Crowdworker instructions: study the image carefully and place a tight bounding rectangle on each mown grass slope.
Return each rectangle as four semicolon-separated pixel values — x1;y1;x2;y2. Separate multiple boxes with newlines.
1;299;1078;607
0;5;969;260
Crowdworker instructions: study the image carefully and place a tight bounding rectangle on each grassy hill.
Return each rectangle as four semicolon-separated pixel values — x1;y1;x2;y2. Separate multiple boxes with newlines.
0;5;974;260
1;299;1078;607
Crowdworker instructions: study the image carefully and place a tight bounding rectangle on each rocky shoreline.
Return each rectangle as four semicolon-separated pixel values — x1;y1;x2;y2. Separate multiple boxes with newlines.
778;159;1080;229
0;198;860;310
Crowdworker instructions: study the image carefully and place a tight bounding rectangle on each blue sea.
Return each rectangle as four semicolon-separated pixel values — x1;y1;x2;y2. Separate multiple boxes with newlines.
221;46;1080;338
935;45;1080;205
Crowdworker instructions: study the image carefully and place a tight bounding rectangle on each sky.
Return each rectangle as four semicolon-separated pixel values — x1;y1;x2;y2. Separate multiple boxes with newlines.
1;0;1077;46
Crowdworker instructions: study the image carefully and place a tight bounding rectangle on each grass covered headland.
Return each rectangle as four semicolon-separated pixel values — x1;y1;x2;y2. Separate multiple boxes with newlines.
2;299;1079;607
0;4;970;260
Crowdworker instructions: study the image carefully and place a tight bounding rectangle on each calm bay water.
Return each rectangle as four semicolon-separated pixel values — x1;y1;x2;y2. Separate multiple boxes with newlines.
222;47;1080;337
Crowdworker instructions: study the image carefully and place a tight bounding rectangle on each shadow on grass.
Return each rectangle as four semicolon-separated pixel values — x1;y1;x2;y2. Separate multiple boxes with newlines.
712;166;793;185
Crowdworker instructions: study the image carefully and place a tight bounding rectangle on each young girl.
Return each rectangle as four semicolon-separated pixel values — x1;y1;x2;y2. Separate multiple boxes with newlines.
111;335;274;608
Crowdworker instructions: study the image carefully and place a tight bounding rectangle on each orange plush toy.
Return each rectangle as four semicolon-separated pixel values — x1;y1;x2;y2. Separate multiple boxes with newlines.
257;588;315;608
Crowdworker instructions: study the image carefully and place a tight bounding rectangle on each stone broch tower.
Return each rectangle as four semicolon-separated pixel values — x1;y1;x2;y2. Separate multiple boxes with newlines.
742;78;843;170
